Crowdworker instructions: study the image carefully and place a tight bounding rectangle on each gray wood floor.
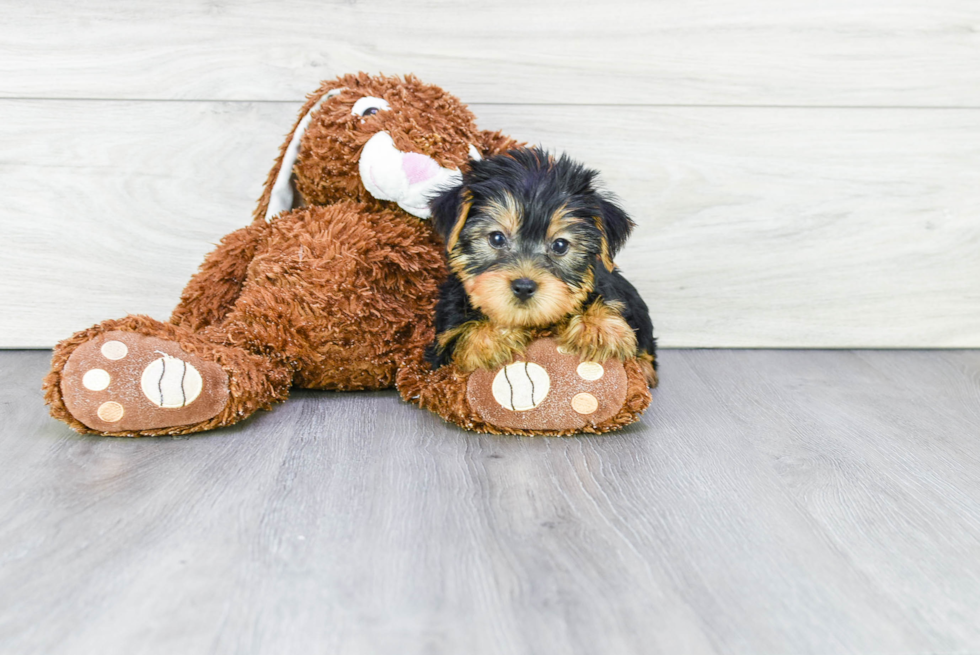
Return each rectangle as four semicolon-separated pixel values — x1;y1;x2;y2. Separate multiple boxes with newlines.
2;349;980;655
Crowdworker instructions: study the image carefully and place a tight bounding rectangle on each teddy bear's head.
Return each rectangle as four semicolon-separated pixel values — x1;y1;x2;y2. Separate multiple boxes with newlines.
257;73;518;221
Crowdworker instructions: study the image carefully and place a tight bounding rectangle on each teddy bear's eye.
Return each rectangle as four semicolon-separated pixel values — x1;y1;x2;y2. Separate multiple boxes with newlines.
351;96;390;118
551;238;570;255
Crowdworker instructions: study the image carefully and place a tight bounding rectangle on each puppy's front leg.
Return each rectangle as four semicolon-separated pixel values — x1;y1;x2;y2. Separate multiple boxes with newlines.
441;320;531;372
558;299;637;362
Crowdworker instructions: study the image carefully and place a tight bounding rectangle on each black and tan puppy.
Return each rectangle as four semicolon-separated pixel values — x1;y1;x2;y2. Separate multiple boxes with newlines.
426;148;657;386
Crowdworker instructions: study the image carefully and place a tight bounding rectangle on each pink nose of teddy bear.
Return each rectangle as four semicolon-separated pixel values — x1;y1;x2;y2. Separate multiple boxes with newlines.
401;152;440;186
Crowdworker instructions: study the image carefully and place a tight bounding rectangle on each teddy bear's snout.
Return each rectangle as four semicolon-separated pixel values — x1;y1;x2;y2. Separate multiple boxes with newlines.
358;131;464;219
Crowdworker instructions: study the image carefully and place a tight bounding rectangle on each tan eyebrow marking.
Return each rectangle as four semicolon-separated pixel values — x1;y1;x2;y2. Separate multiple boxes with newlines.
482;192;521;235
546;203;575;240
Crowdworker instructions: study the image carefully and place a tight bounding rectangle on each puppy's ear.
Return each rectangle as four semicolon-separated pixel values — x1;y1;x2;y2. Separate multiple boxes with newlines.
429;185;472;253
596;196;635;271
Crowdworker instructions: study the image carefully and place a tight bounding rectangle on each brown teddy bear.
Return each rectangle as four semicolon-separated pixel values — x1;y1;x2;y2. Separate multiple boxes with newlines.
43;73;651;437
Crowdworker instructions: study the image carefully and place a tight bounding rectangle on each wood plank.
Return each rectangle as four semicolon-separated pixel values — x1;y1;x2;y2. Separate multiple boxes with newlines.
1;99;977;348
3;349;980;653
2;0;980;106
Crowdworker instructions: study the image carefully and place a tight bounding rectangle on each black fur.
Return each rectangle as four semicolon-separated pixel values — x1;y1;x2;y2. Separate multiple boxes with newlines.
429;184;465;245
426;147;656;369
424;274;483;369
596;196;633;259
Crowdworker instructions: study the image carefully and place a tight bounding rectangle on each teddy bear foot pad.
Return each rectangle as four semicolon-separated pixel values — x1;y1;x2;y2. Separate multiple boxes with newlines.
60;331;229;433
466;338;627;432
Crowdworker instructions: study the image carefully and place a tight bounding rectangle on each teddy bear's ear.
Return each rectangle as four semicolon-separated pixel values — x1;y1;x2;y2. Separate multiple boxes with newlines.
596;195;635;271
429;185;472;253
474;130;525;159
252;86;346;223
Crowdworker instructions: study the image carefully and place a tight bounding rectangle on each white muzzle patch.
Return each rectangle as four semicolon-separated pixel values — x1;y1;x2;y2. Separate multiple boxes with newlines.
359;131;463;219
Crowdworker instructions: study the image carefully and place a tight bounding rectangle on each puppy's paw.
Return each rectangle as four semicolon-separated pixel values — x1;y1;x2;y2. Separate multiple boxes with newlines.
448;321;531;372
558;301;637;362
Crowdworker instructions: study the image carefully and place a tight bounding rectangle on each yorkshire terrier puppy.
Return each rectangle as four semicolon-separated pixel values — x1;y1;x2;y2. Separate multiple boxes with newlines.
426;147;657;387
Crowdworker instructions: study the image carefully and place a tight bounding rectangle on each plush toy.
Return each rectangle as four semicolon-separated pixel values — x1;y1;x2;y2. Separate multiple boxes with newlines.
43;73;652;437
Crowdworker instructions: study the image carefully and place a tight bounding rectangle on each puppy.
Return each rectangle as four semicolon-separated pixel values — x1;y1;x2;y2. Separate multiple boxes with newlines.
425;148;657;387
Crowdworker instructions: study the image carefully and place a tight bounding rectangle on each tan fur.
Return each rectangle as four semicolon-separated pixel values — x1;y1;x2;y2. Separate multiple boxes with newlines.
545;203;573;240
637;351;659;388
441;320;531;372
558;300;638;362
463;265;581;329
482;193;521;236
596;222;617;272
445;193;473;254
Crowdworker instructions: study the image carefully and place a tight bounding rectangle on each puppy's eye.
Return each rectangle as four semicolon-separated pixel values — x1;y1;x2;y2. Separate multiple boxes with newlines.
488;232;508;249
551;238;570;255
351;96;390;118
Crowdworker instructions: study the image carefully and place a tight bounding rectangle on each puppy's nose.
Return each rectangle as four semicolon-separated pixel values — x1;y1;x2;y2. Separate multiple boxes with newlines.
511;278;538;301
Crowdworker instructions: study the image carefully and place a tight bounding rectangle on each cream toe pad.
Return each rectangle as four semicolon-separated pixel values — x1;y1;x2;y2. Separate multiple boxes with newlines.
576;362;604;381
100;340;128;360
140;355;204;408
571;392;599;415
97;401;125;422
491;362;551;411
82;369;111;391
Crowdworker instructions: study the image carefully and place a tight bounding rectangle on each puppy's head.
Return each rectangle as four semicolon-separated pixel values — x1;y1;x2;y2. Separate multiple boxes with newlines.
430;148;634;328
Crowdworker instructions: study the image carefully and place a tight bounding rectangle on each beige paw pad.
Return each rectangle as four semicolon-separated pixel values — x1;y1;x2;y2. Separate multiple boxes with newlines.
491;362;550;411
576;362;604;381
140;356;204;408
97;401;125;422
100;340;128;360
571;392;599;415
82;369;111;391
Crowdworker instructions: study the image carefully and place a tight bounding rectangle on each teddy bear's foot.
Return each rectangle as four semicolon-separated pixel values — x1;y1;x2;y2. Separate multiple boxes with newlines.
397;336;652;436
466;338;630;432
59;330;230;433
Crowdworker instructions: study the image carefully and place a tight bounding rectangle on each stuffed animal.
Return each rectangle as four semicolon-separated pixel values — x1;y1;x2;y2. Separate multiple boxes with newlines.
43;73;652;437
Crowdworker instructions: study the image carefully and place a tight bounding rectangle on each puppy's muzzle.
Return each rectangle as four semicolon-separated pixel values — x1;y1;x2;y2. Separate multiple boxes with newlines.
511;277;538;301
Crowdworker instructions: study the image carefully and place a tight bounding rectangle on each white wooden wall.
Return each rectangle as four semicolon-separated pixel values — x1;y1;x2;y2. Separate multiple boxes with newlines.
1;0;978;348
